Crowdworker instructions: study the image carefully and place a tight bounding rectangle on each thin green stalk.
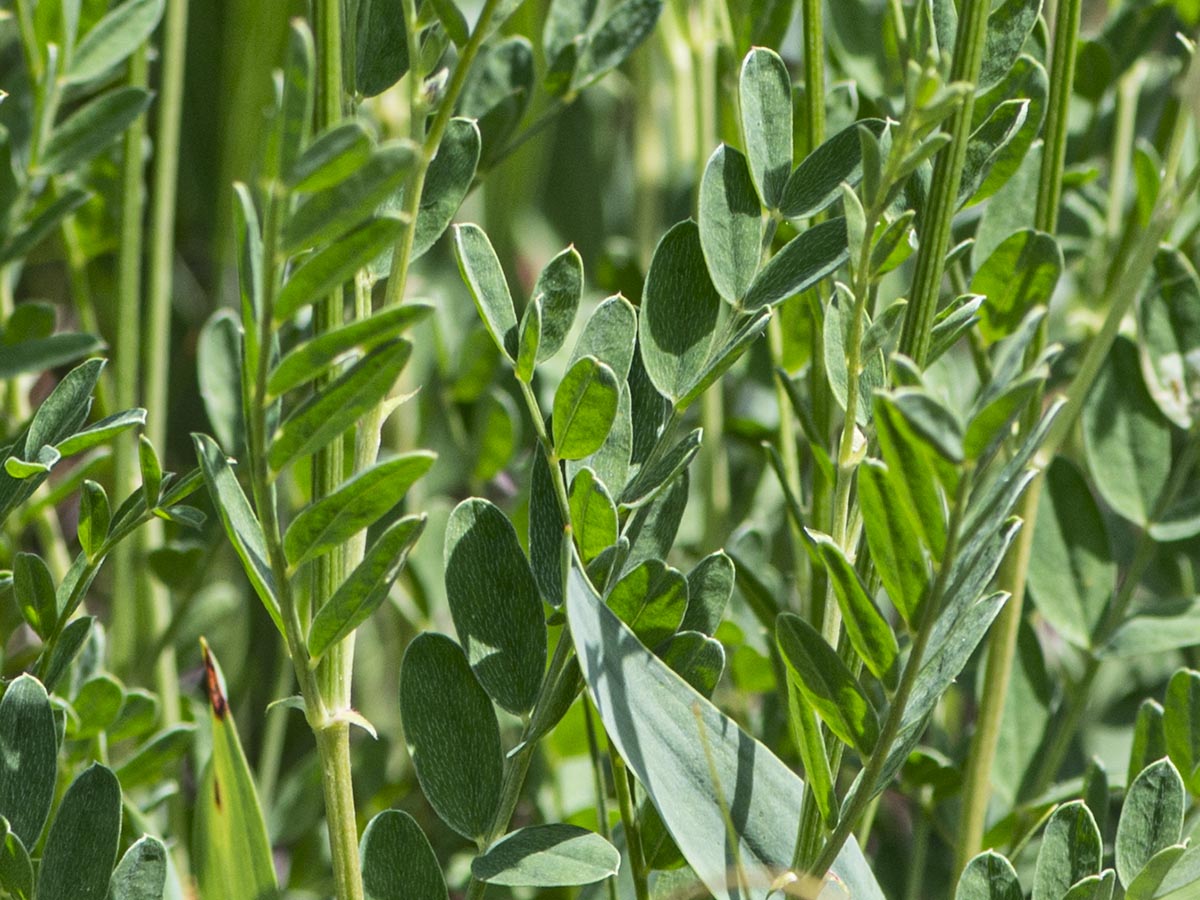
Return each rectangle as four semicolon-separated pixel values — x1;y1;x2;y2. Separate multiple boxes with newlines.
309;2;364;896
142;0;190;730
582;699;618;900
611;750;651;900
1034;0;1083;234
382;0;504;309
903;796;932;900
897;0;991;366
954;472;1044;872
463;633;576;900
800;0;825;156
954;0;1095;868
1105;64;1143;241
811;466;975;878
110;45;150;676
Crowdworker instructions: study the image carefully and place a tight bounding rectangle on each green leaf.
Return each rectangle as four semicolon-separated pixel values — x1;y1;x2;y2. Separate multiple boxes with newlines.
957;851;1022;900
41;617;95;693
607;559;687;647
741;218;849;310
458;37;534;165
958;100;1030;208
777;611;879;755
1032;801;1102;900
530;451;567;607
1163;669;1200;795
193;641;278;900
192;434;282;635
1129;700;1168;790
526;246;584;364
360;809;448;900
971;229;1063;342
54;407;146;457
27;357;105;454
970;56;1048;203
554;356;620;459
858;460;928;628
0;332;105;380
1125;845;1186;900
572;0;663;90
273;23;314;182
978;0;1042;91
565;558;884;900
658;631;725;696
1116;759;1185;888
619;428;701;508
14;552;57;639
993;619;1052;805
569;467;617;563
69;674;124;740
544;0;596;66
400;633;503;841
287;121;373;193
699;144;762;303
679;551;734;636
873;391;949;555
37;765;121;900
0;819;33;900
1150;843;1200;899
139;434;162;505
779;119;888;220
108;835;168;900
473;825;620;886
516;295;541;382
1139;248;1200;428
568;295;638;386
825;290;885;425
785;682;837;826
677;309;771;410
281;142;417;253
444;498;547;715
1027;459;1113;649
268;341;411;472
0;675;57;850
411;118;481;260
738;48;792;209
455;223;518;360
356;0;408;97
275;216;408;322
286;452;433;568
114;725;195;790
640;221;722;404
1062;871;1115;900
66;0;164;83
196;312;245;454
1083;337;1172;527
271;304;431;396
0;188;90;265
812;533;900;688
308;514;426;660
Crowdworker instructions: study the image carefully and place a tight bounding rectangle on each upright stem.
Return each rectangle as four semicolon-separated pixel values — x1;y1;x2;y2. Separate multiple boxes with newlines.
897;0;990;366
812;468;975;878
110;46;150;675
800;0;825;156
954;0;1084;868
611;750;651;900
143;0;190;728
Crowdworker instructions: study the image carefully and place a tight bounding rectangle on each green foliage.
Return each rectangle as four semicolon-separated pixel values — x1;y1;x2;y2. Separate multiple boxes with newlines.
3;1;1200;899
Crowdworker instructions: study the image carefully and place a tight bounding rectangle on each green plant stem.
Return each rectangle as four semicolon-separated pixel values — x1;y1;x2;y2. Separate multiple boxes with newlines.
611;749;651;900
1105;64;1143;241
811;466;975;878
110;45;150;677
904;797;932;900
1034;0;1083;234
954;471;1044;873
142;0;190;731
800;0;825;156
954;0;1094;868
308;2;365;897
582;699;617;900
463;632;576;900
382;0;503;310
897;0;990;366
